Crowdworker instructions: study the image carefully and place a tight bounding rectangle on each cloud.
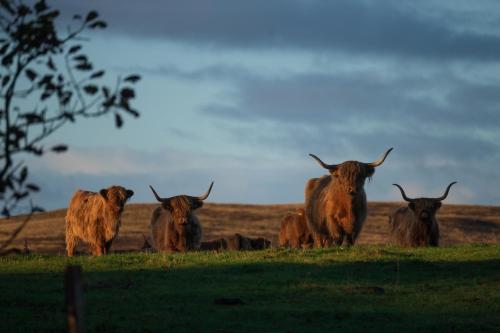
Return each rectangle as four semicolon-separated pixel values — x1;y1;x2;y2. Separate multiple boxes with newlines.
53;0;500;62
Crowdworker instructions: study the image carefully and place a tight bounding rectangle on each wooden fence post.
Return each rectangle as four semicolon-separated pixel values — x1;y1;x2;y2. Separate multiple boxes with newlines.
65;265;85;333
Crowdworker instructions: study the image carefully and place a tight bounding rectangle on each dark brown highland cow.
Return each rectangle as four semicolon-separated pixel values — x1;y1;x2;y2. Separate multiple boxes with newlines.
305;148;393;247
65;186;134;256
279;208;313;249
149;182;213;252
201;233;271;251
389;182;456;247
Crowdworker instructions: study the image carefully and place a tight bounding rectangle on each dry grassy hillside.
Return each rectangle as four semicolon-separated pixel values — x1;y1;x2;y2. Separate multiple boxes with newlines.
1;202;499;254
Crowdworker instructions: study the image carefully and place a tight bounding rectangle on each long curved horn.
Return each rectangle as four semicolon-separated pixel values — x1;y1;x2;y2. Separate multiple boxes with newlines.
149;185;169;203
392;184;416;202
366;148;393;167
308;154;337;170
434;181;457;201
197;181;214;200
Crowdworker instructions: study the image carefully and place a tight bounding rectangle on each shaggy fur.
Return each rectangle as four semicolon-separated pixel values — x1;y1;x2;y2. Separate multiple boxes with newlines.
305;149;392;247
389;183;455;247
279;208;313;249
389;203;440;247
150;196;203;252
200;234;271;251
65;186;134;256
305;163;372;247
389;201;441;247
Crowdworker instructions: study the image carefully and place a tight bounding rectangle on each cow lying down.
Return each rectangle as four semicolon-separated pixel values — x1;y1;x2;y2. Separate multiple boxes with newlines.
201;234;271;251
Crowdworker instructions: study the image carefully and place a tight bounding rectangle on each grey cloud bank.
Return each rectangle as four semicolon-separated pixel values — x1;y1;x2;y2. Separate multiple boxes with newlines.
23;0;500;208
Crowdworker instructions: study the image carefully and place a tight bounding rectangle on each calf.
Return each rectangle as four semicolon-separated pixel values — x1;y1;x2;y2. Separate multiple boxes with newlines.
279;208;313;249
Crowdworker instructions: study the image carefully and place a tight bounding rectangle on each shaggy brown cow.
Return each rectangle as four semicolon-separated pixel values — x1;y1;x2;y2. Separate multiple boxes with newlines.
201;234;272;251
65;186;134;256
149;182;213;252
305;148;393;247
389;182;456;247
279;208;313;249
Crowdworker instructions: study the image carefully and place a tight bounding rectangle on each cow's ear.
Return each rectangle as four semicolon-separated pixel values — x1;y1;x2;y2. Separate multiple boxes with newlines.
366;167;375;177
161;202;172;211
329;167;339;177
434;202;442;209
409;202;415;211
126;189;134;199
100;189;108;200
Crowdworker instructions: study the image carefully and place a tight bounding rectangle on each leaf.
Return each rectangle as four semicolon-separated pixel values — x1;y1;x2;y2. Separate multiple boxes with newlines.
73;55;87;62
120;88;135;99
34;0;48;13
63;112;75;122
102;87;110;98
19;166;28;184
90;70;105;79
47;57;56;71
21;113;44;124
68;45;82;54
2;75;9;87
76;63;92;71
89;21;107;29
124;74;141;83
25;69;37;81
26;183;40;192
14;191;29;200
51;144;68;153
85;10;98;22
0;43;9;55
123;107;140;118
83;85;98;95
115;113;123;128
17;5;31;16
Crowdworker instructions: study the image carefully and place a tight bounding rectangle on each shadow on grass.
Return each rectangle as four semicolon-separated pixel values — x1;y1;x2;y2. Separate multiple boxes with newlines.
0;255;499;333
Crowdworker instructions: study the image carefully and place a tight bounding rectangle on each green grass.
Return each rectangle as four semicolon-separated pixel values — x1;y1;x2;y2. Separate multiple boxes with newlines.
1;244;499;333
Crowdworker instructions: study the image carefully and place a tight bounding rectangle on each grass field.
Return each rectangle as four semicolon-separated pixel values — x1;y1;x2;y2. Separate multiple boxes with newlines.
1;245;499;332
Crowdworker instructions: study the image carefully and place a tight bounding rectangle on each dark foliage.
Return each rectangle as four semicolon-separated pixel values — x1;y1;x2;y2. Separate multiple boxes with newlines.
0;0;141;217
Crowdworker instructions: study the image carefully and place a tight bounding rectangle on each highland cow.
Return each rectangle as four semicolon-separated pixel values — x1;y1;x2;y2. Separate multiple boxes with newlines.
65;186;134;256
279;208;313;249
305;148;393;247
389;182;456;247
149;182;213;252
201;234;271;251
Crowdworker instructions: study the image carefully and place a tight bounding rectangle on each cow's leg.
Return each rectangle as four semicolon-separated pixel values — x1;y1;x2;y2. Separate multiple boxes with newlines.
104;240;113;254
66;234;76;257
290;237;301;249
326;215;343;246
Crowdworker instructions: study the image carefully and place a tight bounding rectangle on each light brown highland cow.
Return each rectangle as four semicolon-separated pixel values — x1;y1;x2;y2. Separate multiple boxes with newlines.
279;208;313;249
389;182;456;247
305;148;393;247
65;186;134;256
149;182;213;252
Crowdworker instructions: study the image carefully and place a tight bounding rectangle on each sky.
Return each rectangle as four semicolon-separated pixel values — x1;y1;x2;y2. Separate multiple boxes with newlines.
22;0;500;209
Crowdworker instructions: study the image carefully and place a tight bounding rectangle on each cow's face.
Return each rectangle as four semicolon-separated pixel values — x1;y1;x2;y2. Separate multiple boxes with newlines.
408;199;440;225
330;162;374;197
163;196;203;226
100;186;134;212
